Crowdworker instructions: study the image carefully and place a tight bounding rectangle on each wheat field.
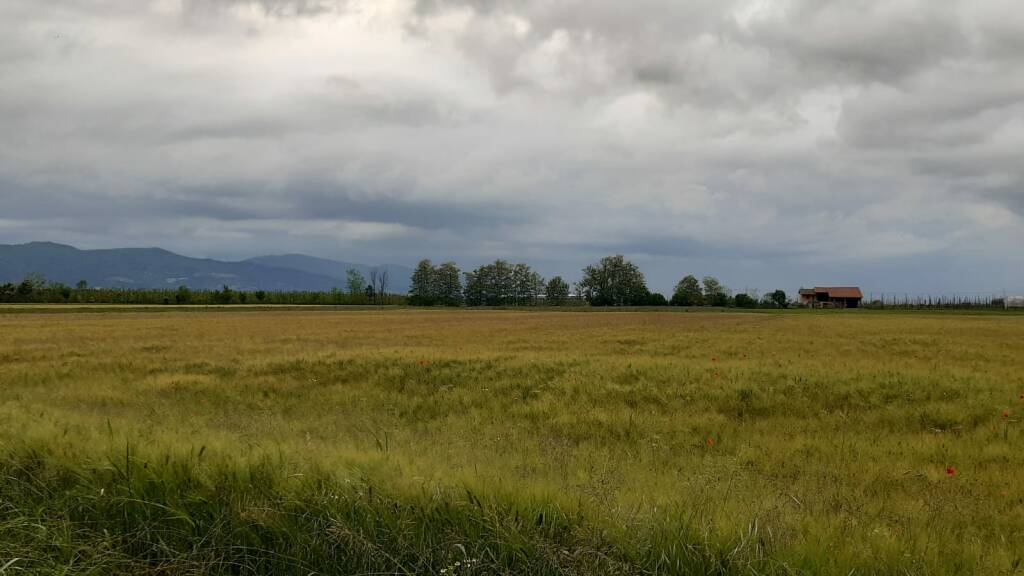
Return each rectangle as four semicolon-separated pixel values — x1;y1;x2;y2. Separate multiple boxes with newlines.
1;308;1022;574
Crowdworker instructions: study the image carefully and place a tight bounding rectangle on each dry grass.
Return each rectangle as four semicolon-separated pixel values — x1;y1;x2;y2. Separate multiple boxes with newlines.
1;308;1023;574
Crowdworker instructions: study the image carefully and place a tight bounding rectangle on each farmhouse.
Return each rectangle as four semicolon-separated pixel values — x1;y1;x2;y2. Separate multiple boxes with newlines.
798;286;863;308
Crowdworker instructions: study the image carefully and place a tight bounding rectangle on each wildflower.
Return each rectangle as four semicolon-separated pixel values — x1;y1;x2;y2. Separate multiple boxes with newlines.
711;357;718;362
1004;410;1010;418
706;437;715;446
946;466;956;476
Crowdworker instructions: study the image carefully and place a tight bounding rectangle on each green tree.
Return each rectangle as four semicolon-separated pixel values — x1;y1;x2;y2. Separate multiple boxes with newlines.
216;284;234;305
15;273;47;301
511;263;543;305
435;262;463;306
345;268;366;297
671;275;703;306
702;276;730;307
75;279;88;290
461;260;543;306
490;260;514;305
580;255;649;306
175;285;191;304
544;276;570;306
767;289;788;309
409;259;437;306
0;283;15;302
647;292;669;306
462;270;483;306
734;293;757;308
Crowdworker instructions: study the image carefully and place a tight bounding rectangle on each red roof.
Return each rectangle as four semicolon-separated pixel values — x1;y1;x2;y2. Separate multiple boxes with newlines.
814;287;863;299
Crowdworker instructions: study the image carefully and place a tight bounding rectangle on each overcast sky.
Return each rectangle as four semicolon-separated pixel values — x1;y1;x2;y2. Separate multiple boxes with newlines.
2;0;1023;295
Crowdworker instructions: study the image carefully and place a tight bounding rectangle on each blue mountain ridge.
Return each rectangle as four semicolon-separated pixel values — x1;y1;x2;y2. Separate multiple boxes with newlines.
0;242;413;292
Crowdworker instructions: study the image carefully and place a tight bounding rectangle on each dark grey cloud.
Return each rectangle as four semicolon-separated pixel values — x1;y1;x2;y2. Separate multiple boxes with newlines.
729;2;967;84
1;0;1022;293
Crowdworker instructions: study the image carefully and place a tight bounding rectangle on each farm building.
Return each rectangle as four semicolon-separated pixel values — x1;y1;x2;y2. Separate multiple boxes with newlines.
1006;296;1024;309
798;287;864;308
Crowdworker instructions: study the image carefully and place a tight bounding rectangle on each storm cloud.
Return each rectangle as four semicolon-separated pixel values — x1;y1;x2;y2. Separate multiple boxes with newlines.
1;0;1022;294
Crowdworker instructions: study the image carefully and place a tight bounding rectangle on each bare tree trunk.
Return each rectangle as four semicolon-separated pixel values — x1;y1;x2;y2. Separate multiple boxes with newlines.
368;269;379;305
380;270;389;305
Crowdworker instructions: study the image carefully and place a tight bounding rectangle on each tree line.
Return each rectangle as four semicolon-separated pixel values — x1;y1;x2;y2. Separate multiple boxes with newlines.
1;255;793;308
406;255;790;308
409;259;572;306
0;273;404;306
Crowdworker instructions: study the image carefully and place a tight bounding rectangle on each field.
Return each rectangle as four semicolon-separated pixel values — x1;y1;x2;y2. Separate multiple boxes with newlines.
1;308;1023;575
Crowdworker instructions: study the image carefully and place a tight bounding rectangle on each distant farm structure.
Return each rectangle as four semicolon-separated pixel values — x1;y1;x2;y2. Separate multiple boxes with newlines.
795;287;1023;310
799;287;863;308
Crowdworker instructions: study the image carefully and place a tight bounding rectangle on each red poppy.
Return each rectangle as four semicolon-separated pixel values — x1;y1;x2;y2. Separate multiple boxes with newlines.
1004;410;1010;418
706;437;715;446
945;466;956;476
418;359;432;366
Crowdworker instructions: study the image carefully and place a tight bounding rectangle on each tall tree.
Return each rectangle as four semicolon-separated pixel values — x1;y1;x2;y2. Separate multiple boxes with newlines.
579;255;649;306
435;261;463;306
702;276;730;307
462;270;483;306
491;260;513;305
511;263;544;305
345;268;367;297
767;289;788;309
545;276;570;305
462;260;543;306
671;275;703;306
409;260;436;306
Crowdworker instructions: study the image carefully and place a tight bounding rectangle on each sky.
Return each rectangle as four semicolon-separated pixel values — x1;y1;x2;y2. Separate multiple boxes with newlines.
2;0;1023;296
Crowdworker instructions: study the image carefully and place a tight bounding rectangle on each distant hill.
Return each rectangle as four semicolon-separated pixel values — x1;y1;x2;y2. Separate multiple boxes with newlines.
245;254;412;294
0;242;410;292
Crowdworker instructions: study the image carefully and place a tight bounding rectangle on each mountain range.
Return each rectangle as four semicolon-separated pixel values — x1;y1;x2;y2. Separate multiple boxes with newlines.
0;242;413;293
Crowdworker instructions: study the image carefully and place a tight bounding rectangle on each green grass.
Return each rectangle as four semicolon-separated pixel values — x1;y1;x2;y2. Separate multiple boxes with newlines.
1;309;1023;574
